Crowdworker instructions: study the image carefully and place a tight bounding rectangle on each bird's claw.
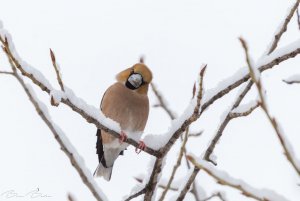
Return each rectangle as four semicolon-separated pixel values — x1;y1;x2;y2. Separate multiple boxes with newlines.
119;131;128;143
135;141;146;154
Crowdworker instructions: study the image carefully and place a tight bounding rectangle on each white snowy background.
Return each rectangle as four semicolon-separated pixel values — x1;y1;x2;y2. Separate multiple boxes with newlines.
0;0;300;200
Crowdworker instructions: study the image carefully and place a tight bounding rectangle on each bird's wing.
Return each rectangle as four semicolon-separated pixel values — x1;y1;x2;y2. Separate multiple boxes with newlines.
96;83;149;164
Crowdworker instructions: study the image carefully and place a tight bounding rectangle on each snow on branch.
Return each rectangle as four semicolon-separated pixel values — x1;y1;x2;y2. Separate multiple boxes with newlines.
283;74;300;84
0;32;160;157
158;65;206;155
149;82;203;201
142;65;207;201
50;49;65;91
240;37;300;176
266;0;300;55
158;127;190;201
187;155;289;201
175;2;300;199
200;40;300;114
7;67;107;201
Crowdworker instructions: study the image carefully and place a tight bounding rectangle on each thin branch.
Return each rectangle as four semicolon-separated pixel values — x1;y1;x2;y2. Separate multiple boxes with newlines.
50;49;65;91
176;167;199;201
134;177;179;191
189;131;203;138
144;157;164;201
283;79;300;84
0;70;14;75
151;77;202;200
67;194;76;201
158;127;190;201
5;57;107;201
202;0;300;166
241;37;300;176
169;2;300;200
124;188;146;201
267;0;300;54
204;81;254;165
160;65;206;155
297;8;300;30
187;156;289;201
144;66;207;201
230;102;259;119
201;192;226;201
151;83;176;120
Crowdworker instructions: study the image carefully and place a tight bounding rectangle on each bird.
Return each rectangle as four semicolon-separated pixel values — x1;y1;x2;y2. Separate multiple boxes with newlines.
94;63;153;181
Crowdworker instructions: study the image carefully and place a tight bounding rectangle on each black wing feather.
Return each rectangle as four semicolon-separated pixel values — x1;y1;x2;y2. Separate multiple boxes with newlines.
96;129;108;167
95;89;126;169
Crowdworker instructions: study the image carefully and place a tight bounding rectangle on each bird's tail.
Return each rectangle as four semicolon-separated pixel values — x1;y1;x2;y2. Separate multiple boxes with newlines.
93;163;113;181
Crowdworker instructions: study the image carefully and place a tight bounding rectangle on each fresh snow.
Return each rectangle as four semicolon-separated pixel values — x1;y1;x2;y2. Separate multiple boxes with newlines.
143;81;199;149
25;83;109;201
231;100;258;114
191;155;290;201
284;74;300;82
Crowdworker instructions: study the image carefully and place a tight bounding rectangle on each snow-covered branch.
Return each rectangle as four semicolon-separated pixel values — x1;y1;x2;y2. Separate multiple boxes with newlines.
0;33;160;157
143;65;207;201
267;0;300;54
7;66;107;201
50;48;65;92
158;127;190;201
283;74;300;84
187;155;289;201
240;37;300;176
176;2;300;200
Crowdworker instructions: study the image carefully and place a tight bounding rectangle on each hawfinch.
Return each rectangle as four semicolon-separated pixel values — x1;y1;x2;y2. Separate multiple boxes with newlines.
94;63;153;181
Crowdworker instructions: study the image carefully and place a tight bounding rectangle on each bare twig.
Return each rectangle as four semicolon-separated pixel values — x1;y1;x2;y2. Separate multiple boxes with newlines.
134;177;179;191
187;156;288;201
0;70;14;75
267;0;300;54
124;188;146;201
50;49;64;91
283;79;300;84
160;65;206;155
230;102;259;118
158;127;190;201
241;37;300;176
151;83;176;120
204;81;254;165
176;167;199;201
201;192;226;201
189;131;203;138
297;8;300;30
151;76;202;201
67;194;76;201
4;57;106;201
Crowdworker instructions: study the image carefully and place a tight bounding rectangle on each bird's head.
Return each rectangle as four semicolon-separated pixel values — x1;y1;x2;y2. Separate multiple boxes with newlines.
116;63;153;94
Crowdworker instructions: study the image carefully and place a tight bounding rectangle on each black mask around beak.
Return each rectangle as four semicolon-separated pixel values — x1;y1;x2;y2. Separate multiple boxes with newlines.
125;73;143;90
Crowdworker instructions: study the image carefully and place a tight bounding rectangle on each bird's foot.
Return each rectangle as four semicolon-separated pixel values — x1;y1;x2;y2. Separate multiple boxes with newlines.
135;141;146;154
119;131;128;144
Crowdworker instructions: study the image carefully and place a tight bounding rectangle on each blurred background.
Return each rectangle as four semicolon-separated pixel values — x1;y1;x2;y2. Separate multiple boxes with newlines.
0;0;299;200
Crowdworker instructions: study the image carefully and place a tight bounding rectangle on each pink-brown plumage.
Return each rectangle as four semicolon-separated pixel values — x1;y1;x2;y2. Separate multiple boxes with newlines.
94;63;152;181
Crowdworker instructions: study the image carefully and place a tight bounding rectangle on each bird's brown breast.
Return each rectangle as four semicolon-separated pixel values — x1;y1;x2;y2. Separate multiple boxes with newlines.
100;82;149;143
